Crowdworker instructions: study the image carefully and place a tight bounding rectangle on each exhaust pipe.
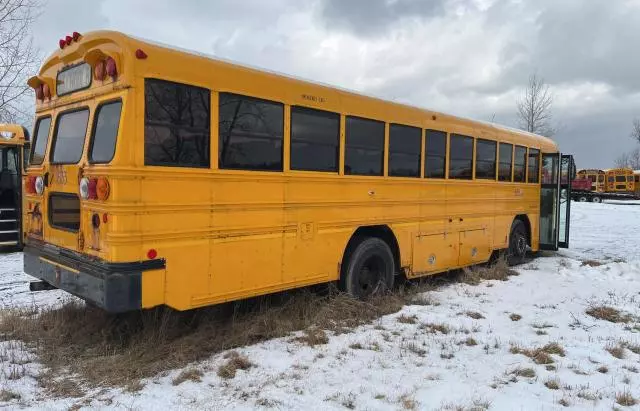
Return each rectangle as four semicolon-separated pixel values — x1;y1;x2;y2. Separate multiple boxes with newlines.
29;281;57;292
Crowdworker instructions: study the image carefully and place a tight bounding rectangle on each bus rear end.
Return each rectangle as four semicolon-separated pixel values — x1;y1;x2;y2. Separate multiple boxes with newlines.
23;31;163;312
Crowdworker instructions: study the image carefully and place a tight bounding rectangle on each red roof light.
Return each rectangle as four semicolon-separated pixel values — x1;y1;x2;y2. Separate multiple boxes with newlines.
72;31;81;41
59;39;65;49
65;35;72;46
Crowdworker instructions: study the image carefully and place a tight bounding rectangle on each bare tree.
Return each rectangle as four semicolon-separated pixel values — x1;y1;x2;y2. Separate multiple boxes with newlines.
516;74;556;137
631;118;640;144
0;0;40;124
615;147;640;169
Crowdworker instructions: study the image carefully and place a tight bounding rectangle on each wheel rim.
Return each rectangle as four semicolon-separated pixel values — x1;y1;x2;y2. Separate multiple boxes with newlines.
358;255;385;297
516;234;527;255
579;197;587;202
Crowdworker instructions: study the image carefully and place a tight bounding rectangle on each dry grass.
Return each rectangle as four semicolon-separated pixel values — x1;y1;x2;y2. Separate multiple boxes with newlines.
616;391;637;406
295;327;329;346
464;337;478;347
0;389;20;402
509;313;522;321
581;260;603;267
558;398;570;407
623;341;640;355
606;342;626;359
511;367;536;378
397;314;418;324
0;287;409;391
510;342;565;364
597;365;609;374
544;379;560;390
585;306;634;323
460;258;517;285
421;323;451;334
172;368;203;385
465;311;485;320
217;351;253;379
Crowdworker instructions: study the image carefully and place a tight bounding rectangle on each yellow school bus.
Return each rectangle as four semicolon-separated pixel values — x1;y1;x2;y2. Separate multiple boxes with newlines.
22;31;572;312
634;171;640;196
0;124;30;247
604;168;635;193
576;169;605;192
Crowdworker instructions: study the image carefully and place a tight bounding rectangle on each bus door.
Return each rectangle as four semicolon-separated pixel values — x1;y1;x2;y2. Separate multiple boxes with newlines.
539;153;573;250
0;125;29;248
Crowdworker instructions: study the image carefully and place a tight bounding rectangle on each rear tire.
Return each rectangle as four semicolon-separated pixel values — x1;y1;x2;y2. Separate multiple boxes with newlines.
507;219;528;266
341;237;394;299
578;196;588;202
591;196;602;203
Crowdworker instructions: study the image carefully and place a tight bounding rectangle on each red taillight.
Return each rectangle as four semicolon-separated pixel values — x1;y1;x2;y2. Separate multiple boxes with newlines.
147;249;158;259
94;60;106;81
102;213;108;224
42;83;50;99
96;177;110;201
72;31;81;41
106;57;117;78
35;84;44;100
87;178;98;200
25;176;36;194
135;49;147;59
65;35;72;46
59;39;65;49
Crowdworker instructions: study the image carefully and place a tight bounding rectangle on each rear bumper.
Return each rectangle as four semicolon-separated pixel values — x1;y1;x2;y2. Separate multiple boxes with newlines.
23;242;165;313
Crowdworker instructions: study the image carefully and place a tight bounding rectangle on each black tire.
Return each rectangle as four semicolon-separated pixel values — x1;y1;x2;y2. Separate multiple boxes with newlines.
341;237;395;299
591;196;602;203
578;196;588;202
507;219;528;266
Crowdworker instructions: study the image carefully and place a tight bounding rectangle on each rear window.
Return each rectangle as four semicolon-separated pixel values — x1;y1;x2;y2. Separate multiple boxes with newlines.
90;101;122;163
51;109;89;164
30;117;51;165
48;193;80;231
616;175;626;182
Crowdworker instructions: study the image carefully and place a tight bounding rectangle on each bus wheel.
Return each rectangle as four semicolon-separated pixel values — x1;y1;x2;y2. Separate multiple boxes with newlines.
507;220;528;266
591;196;602;203
578;196;588;202
342;237;394;299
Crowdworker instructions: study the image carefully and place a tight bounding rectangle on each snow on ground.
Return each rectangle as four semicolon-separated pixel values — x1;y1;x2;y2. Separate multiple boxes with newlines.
1;201;640;410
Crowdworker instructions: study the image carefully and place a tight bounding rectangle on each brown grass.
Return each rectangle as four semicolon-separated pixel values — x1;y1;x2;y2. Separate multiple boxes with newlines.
0;389;20;402
511;367;536;378
465;311;485;320
464;337;478;347
544;379;560;390
509;313;522;321
397;314;418;324
616;391;637;406
172;368;203;385
217;351;253;379
606;343;626;359
623;341;640;355
0;287;408;391
421;323;451;334
295;327;329;346
460;258;518;285
597;365;609;374
510;342;565;364
585;306;634;323
581;260;603;267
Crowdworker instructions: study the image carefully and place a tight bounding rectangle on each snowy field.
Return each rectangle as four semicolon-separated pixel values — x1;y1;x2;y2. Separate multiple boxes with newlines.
1;201;640;410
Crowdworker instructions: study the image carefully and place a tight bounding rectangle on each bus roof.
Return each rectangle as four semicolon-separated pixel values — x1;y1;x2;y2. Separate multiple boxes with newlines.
37;30;559;152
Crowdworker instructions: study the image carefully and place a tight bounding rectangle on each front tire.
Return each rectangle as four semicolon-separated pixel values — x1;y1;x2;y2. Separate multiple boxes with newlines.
507;220;528;266
341;237;394;299
591;196;602;203
578;195;588;202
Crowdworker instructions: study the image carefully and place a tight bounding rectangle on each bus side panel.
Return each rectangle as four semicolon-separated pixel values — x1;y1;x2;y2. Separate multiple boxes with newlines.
412;181;450;275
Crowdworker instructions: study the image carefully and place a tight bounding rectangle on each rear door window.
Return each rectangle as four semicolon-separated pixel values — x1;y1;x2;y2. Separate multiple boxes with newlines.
30;117;51;165
51;109;89;164
90;101;122;163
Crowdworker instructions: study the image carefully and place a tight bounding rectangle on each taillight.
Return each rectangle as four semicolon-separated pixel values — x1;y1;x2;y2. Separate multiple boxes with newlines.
87;178;98;200
35;84;44;100
135;49;147;59
96;177;110;200
94;60;106;81
106;57;117;78
42;83;51;100
25;176;36;194
79;177;89;200
34;176;44;195
147;249;158;259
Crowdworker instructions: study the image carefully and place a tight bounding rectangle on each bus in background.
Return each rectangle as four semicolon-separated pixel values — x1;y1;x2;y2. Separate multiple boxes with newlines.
635;170;640;197
22;31;573;313
576;169;605;192
0;124;30;248
604;168;635;193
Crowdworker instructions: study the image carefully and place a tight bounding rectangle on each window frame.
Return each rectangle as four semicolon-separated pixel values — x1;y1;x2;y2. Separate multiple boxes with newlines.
424;129;447;179
344;115;385;177
388;123;422;178
218;92;284;172
498;142;514;182
289;105;340;173
88;98;123;164
527;148;540;183
29;115;52;166
513;145;528;183
475;138;497;180
49;106;90;165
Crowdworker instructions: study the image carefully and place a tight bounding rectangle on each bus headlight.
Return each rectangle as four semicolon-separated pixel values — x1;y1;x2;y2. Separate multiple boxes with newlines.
79;177;89;200
35;176;44;195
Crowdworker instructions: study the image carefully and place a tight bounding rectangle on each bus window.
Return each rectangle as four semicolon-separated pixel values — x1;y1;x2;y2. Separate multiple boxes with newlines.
146;79;211;168
615;176;625;182
344;116;384;176
90;100;122;163
449;134;473;180
513;146;527;182
424;130;446;179
51;109;89;164
475;139;496;180
30;117;51;165
498;143;513;182
528;148;540;183
290;106;339;172
388;124;421;178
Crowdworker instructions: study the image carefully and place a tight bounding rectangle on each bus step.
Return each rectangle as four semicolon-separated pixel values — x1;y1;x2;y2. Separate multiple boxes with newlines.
0;221;17;231
0;241;18;246
0;209;17;219
29;281;57;292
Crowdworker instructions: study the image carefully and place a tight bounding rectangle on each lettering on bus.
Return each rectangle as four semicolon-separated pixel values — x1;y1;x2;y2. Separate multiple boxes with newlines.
301;94;326;103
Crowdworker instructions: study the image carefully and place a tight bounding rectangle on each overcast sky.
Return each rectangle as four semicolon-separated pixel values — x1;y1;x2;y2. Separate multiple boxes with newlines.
32;0;640;168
